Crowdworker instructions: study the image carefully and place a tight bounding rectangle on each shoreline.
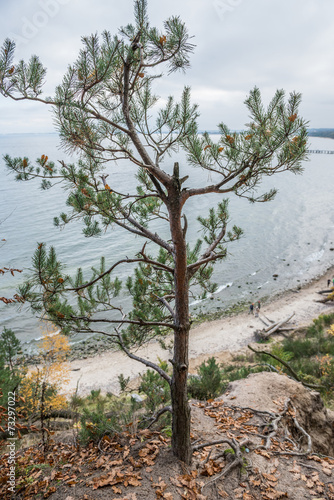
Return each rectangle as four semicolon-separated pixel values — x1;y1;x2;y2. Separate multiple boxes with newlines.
59;266;334;396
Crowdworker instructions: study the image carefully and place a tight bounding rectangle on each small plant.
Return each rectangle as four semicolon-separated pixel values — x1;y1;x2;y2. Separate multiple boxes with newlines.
79;407;119;444
78;397;136;444
118;374;130;392
69;393;84;410
282;338;317;359
19;329;70;417
88;389;101;401
0;329;22;410
188;357;225;400
0;327;22;370
318;354;334;391
262;344;293;370
139;360;171;413
221;364;262;382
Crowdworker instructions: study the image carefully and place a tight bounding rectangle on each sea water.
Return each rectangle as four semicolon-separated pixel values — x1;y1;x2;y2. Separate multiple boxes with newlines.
1;133;334;350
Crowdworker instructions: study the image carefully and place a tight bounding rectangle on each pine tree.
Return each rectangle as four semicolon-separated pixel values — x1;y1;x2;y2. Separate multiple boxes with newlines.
0;0;308;463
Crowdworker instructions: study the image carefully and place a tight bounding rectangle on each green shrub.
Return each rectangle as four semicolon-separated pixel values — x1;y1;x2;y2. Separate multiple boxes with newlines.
139;363;170;413
88;389;101;401
222;364;263;382
320;313;334;327
322;340;334;356
69;393;84;410
0;328;22;409
282;338;318;358
79;406;121;444
118;374;130;392
0;327;22;370
188;357;225;400
78;398;135;444
289;357;321;378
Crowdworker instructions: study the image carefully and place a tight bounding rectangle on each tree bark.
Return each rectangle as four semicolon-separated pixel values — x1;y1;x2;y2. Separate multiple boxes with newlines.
168;164;192;464
171;324;191;464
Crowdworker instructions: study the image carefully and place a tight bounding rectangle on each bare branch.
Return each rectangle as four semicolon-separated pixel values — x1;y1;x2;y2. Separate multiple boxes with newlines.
69;315;175;330
116;327;172;385
248;345;325;390
153;293;175;319
146;406;172;428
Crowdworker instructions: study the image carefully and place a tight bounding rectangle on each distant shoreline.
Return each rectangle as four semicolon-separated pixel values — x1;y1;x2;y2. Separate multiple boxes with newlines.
1;129;334;137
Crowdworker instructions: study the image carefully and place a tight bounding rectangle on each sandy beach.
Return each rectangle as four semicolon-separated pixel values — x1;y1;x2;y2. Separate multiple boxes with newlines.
65;268;334;396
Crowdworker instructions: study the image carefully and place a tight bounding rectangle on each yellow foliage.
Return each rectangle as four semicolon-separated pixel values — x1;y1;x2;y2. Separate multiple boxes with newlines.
328;324;334;337
316;354;334;380
19;324;70;416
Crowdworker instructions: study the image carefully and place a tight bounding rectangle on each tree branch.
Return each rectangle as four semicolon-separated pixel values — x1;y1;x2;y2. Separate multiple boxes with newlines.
70;315;175;330
116;328;172;385
248;345;325;390
146;406;172;428
67;256;173;292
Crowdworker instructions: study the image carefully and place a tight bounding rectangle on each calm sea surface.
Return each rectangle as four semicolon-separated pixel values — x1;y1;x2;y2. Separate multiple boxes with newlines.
1;133;334;350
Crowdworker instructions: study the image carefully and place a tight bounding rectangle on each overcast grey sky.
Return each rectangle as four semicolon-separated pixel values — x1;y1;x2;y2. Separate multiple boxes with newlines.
0;0;333;133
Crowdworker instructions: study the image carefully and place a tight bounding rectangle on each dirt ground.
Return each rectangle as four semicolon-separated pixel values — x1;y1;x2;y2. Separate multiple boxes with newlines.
2;372;333;499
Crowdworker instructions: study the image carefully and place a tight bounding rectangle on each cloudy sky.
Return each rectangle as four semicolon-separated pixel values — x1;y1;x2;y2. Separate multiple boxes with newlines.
0;0;333;134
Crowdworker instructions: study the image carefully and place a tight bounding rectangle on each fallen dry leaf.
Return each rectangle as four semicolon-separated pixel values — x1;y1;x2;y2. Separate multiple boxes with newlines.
322;468;332;476
163;493;173;500
112;486;122;494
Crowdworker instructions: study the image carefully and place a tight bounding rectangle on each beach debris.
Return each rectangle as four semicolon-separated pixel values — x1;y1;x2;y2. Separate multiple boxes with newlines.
316;288;334;304
254;312;295;340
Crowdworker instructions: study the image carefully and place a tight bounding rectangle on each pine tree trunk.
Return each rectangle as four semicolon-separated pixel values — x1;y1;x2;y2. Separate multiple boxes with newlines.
171;324;192;464
168;167;192;464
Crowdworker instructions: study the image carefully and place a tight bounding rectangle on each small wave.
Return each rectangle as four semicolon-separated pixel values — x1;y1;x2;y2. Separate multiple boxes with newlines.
215;282;233;293
304;250;324;263
190;282;233;306
257;280;269;289
25;329;61;343
190;298;204;306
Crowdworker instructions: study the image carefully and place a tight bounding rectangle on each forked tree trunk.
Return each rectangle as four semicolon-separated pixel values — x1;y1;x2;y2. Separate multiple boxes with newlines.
168;168;192;464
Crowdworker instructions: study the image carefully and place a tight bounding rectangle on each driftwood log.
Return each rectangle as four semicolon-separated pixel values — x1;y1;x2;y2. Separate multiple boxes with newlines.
317;288;334;295
254;312;295;340
316;288;334;304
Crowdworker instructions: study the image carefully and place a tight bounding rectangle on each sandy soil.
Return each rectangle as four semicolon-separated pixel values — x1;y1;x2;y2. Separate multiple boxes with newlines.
65;269;334;396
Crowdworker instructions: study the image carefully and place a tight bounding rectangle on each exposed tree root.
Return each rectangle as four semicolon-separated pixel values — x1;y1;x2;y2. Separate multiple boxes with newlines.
190;397;315;492
272;400;312;456
191;436;250;494
228;399;312;455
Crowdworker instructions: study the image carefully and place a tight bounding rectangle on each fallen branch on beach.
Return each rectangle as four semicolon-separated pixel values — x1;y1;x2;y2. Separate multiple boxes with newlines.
315;288;334;304
254;312;295;340
317;288;334;295
316;294;334;304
